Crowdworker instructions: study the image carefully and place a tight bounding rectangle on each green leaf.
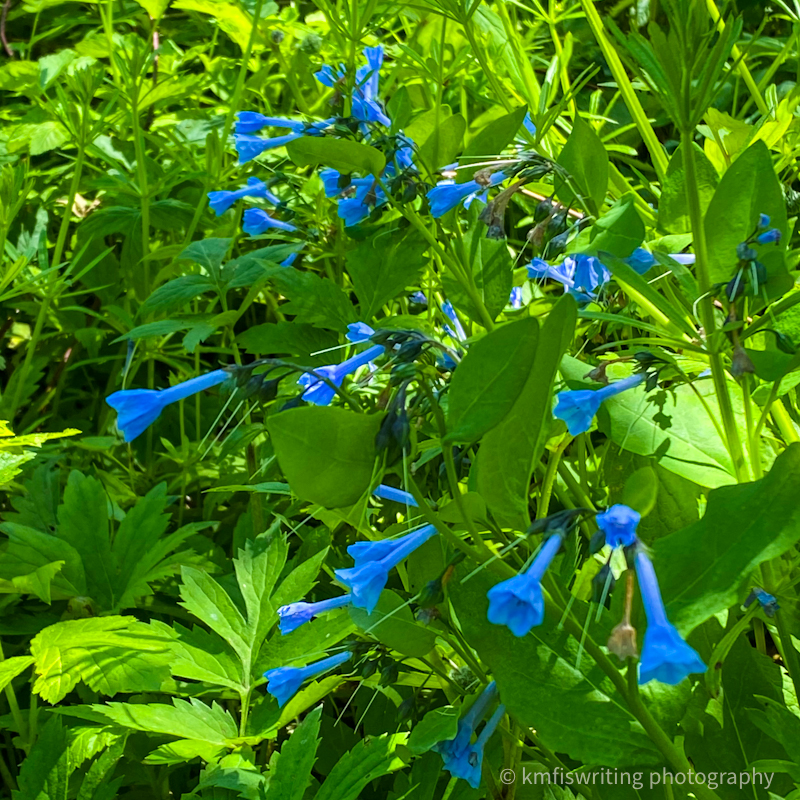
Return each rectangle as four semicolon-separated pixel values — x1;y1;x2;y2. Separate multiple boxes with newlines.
0;655;34;693
171;0;257;49
264;705;322;800
659;142;718;234
0;61;39;92
57;471;114;609
167;621;244;691
476;294;577;528
704;140;789;291
60;698;239;745
349;590;436;657
178;237;232;276
407;106;466;174
286;137;386;176
270;269;356;333
314;733;409;800
556;114;609;214
586;195;644;258
458;106;528;182
622;466;658;516
28;120;70;155
267;407;381;507
655;444;800;635
407;706;460;755
347;228;428;321
30;616;173;703
133;0;170;17
237;321;338;366
450;568;661;767
14;716;70;800
271;547;329;609
446;317;539;444
140;275;215;317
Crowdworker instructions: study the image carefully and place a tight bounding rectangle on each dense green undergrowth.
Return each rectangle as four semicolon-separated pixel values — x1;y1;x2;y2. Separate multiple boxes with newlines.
3;0;800;798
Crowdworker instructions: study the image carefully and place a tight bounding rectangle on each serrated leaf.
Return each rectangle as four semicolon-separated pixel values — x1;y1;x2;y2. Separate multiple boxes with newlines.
264;706;322;800
140;275;215;317
0;655;34;693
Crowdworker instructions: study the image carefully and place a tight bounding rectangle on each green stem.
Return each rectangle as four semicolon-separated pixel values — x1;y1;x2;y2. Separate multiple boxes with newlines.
772;400;800;444
537;437;570;519
131;89;151;299
682;128;748;482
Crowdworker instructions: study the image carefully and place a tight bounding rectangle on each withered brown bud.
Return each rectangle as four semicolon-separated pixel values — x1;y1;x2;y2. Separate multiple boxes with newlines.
607;621;638;661
731;344;755;378
473;168;496;188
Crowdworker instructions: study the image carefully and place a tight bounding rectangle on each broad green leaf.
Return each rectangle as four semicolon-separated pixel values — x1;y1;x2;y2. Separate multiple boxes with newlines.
267;407;382;507
57;472;114;609
133;0;170;17
586;195;644;258
0;655;34;693
270;269;356;333
314;733;409;800
264;706;322;800
144;739;226;765
560;356;740;488
59;698;238;745
450;568;661;767
704;140;789;292
347;228;428;321
655;444;800;635
407;106;465;174
556;114;609;215
349;590;436;657
286;137;386;176
659;142;717;234
140;275;215;317
271;547;329;609
166;621;244;691
178;237;231;276
30;616;173;703
237;321;337;365
446;317;539;444
407;706;460;754
77;732;129;800
0;60;39;92
476;294;577;528
38;49;76;88
458;106;529;182
28;120;70;156
14;716;70;800
172;0;255;48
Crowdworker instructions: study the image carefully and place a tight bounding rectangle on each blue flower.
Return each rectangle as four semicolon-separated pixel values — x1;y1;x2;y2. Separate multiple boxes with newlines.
409;291;427;305
297;343;385;405
427;171;506;218
441;300;467;341
522;112;536;137
335;524;438;613
553;373;645;436
264;650;351;706
527;254;605;302
509;287;523;308
242;209;297;236
486;533;562;636
435;681;497;760
758;213;771;229
372;484;418;506
757;228;781;245
106;369;228;442
456;705;506;788
207;177;281;216
233;117;335;164
280;251;300;267
635;552;706;685
234;133;302;164
347;322;375;343
277;594;352;635
595;504;640;548
755;589;780;617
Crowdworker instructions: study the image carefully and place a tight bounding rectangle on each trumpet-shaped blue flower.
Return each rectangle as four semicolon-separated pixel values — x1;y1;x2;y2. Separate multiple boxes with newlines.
208;177;281;216
427;171;506;218
435;681;497;761
486;533;562;636
277;594;352;635
297;343;385;405
242;208;297;236
335;524;438;613
442;300;467;341
454;705;506;789
372;484;418;506
234;117;335;164
509;287;523;308
264;650;351;706
635;552;706;685
553;373;644;436
347;322;375;343
596;504;640;548
106;369;228;442
757;228;781;244
758;213;771;229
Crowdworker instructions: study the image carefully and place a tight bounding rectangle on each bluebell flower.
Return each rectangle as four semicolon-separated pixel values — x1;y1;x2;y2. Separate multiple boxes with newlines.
743;587;780;618
757;228;781;245
335;524;438;613
522;112;536;137
435;681;497;761
207;177;280;216
486;533;562;636
527;254;604;302
242;208;298;236
427;171;506;218
635;552;706;685
553;373;645;436
234;117;335;164
234;113;302;134
338;178;387;226
409;291;427;305
264;650;351;706
758;213;771;229
454;704;506;788
595;504;640;548
441;300;467;341
280;251;300;267
297;343;385;405
277;594;352;635
234;133;302;164
372;484;418;506
509;287;523;308
107;369;228;442
347;322;375;343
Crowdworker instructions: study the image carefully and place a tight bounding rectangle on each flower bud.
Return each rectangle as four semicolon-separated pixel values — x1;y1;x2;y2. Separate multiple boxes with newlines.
534;198;554;223
592;564;616;606
607;620;638;660
731;345;755;378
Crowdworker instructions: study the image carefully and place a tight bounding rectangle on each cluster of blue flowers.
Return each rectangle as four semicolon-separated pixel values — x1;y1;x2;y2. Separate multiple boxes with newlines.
485;503;706;685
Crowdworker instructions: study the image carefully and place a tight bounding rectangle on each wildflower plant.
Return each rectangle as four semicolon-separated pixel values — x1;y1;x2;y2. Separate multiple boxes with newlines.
4;1;800;798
